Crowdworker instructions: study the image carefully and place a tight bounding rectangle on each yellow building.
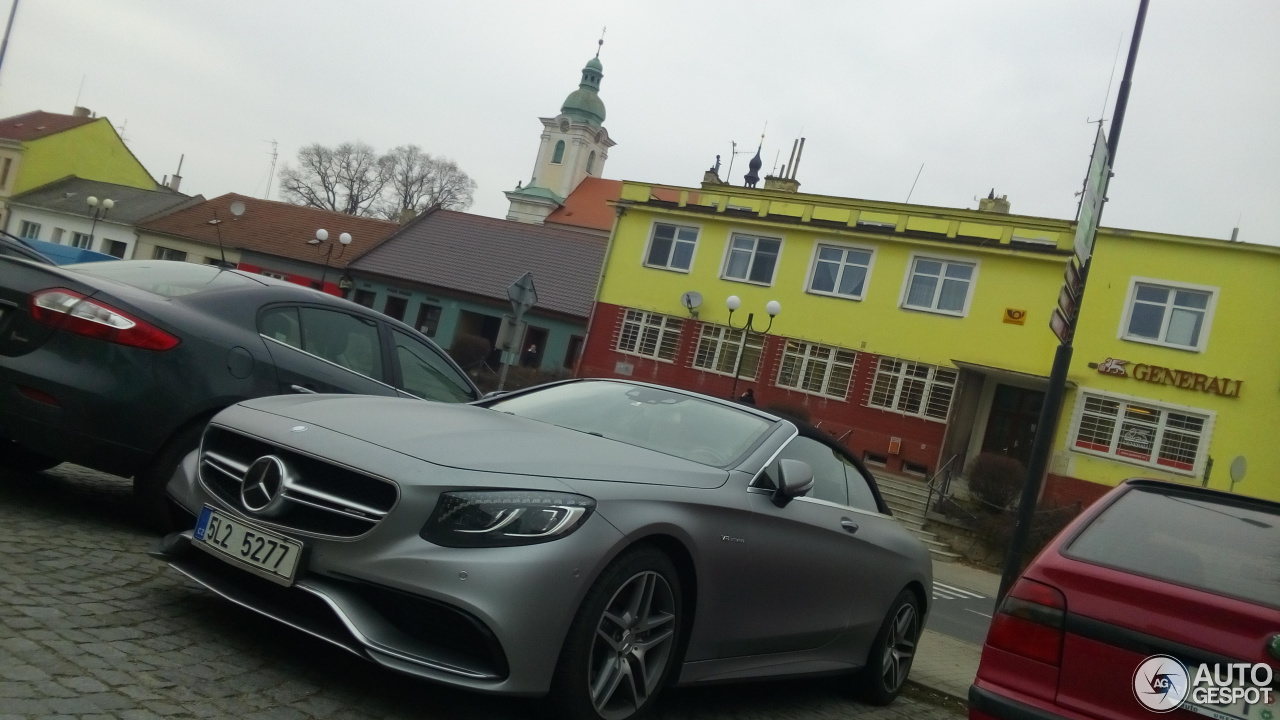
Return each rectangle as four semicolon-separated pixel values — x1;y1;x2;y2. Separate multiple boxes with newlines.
576;170;1280;505
0;108;157;228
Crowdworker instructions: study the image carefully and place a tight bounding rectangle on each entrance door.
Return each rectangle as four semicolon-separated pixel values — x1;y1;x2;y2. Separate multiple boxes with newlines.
981;384;1044;467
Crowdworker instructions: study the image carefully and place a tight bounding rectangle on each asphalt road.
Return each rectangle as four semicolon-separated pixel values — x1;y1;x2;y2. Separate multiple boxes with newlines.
924;581;997;646
0;462;964;720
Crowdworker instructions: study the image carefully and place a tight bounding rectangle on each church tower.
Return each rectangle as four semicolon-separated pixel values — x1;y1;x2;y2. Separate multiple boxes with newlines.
506;47;616;224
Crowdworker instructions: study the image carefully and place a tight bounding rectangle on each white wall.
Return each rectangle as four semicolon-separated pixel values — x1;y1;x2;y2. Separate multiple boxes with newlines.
4;204;136;258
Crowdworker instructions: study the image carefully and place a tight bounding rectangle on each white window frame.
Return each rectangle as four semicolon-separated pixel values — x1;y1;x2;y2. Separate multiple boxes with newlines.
642;221;701;273
615;309;684;362
775;340;857;400
1117;276;1218;353
152;245;187;261
18;220;41;240
691;323;763;380
866;356;957;422
1068;387;1215;477
898;252;979;317
70;232;93;250
804;240;876;301
720;231;783;286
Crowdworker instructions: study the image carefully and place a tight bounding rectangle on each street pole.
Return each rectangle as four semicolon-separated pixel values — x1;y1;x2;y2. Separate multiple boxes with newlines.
997;0;1149;602
730;320;751;400
0;0;19;78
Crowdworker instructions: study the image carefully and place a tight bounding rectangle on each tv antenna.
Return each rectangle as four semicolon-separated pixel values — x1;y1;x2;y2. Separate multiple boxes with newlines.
724;140;754;184
263;140;279;199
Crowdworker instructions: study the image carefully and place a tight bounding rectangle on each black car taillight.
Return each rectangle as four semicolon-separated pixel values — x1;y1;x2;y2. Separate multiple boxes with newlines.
30;288;180;351
986;578;1067;666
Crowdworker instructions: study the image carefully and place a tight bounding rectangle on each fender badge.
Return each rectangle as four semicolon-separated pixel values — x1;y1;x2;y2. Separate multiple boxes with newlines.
291;425;307;433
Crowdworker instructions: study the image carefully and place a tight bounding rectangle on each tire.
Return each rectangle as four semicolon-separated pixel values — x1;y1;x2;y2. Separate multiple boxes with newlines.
548;545;683;720
0;440;62;473
134;421;206;534
856;588;922;705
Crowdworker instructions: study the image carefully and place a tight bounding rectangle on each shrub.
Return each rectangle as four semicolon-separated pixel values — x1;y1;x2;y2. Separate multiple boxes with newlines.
966;453;1025;513
762;402;810;423
448;334;492;373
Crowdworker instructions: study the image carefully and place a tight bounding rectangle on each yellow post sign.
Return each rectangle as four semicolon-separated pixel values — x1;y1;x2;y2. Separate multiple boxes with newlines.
1004;308;1027;325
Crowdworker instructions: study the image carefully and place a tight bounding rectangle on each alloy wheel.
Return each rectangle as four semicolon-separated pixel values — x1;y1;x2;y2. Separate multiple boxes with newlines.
880;602;918;692
587;570;677;720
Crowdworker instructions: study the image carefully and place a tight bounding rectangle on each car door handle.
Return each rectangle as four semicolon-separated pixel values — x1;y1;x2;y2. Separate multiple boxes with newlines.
840;518;859;534
290;384;317;394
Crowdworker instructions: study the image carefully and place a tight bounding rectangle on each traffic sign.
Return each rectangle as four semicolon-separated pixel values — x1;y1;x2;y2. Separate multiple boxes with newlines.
507;272;538;319
1072;127;1111;264
1049;308;1073;345
1064;257;1083;300
1057;285;1078;323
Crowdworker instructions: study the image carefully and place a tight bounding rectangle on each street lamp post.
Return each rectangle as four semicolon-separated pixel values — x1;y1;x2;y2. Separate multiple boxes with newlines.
307;228;352;294
86;195;115;250
725;295;781;400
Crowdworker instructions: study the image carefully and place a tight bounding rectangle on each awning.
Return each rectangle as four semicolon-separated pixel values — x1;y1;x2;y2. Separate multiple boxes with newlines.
950;360;1076;388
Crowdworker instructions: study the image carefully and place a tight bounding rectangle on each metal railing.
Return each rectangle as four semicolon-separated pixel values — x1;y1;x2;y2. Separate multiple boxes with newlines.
923;453;962;520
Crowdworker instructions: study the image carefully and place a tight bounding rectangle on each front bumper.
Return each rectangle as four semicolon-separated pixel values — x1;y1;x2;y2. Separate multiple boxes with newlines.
157;445;624;696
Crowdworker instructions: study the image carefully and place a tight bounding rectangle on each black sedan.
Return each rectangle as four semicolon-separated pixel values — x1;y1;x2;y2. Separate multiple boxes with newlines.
0;258;480;528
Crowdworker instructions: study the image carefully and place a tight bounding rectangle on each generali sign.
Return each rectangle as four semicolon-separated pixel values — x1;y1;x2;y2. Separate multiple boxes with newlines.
1092;357;1242;398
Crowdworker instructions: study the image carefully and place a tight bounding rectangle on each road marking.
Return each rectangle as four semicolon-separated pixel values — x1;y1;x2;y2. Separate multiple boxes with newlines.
932;582;985;600
966;609;993;618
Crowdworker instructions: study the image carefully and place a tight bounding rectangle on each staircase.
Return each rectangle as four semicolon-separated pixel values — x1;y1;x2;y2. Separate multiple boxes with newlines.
873;474;962;563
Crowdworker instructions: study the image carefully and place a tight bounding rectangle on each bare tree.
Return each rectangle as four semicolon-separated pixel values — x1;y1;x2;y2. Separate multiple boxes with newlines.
381;144;477;218
279;142;392;217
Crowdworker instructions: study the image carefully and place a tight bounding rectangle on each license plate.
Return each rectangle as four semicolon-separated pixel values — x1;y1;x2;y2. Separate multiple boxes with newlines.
194;506;303;586
1184;690;1279;720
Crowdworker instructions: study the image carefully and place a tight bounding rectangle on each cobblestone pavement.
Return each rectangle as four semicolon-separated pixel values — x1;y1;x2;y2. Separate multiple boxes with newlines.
0;464;963;720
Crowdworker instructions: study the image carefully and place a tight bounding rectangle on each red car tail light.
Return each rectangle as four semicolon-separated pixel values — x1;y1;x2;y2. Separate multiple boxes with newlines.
29;288;180;351
986;578;1067;666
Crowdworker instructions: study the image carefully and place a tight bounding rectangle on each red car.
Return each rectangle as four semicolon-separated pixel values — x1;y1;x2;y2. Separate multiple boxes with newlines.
970;478;1279;720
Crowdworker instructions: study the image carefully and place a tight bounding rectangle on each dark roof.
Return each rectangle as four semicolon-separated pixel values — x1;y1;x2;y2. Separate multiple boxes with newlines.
546;177;621;232
136;194;399;269
10;176;198;225
349;210;607;319
0;111;97;142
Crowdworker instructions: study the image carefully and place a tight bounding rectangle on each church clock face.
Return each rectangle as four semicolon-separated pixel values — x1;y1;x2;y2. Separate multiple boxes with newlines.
559;119;571;133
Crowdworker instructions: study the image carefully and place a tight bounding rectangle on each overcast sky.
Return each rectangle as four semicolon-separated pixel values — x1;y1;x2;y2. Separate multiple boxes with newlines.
2;1;1277;244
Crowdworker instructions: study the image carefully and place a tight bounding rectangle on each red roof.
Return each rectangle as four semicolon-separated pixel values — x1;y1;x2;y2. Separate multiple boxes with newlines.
546;178;622;232
136;193;398;269
0;111;97;142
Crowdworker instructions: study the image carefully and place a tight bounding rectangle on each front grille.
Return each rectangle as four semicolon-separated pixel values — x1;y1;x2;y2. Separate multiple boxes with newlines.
200;425;399;538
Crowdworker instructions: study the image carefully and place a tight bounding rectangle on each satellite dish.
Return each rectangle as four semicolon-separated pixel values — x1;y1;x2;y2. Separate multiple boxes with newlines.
1230;455;1247;484
681;291;703;310
229;201;246;217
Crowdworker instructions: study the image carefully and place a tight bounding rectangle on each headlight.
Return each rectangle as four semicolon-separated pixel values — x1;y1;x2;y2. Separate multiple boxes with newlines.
421;490;596;547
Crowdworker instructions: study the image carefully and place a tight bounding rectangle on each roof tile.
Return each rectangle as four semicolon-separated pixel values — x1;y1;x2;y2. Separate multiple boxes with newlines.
0;111;97;142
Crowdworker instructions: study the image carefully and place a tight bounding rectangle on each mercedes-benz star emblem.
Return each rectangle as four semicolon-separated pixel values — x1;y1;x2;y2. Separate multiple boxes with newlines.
241;455;289;515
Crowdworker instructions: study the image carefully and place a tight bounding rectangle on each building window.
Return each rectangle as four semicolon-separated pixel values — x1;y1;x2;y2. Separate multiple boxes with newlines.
867;357;957;421
71;232;93;249
352;289;376;308
693;324;763;380
415;303;442;337
1071;391;1211;475
563;335;584;369
51;228;65;244
1121;279;1215;351
723;233;781;285
808;244;873;299
0;157;11;188
776;340;856;399
260;270;288;280
382;295;408;321
551;140;566;164
902;256;976;315
586;151;596;175
644;223;698;272
104;240;127;258
18;220;40;240
152;245;187;261
616;309;683;362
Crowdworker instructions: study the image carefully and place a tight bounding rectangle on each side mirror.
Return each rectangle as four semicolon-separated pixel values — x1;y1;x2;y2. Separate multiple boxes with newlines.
773;459;814;506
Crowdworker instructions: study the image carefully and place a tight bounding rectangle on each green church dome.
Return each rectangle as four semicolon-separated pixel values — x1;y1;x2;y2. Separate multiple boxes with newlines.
561;56;606;126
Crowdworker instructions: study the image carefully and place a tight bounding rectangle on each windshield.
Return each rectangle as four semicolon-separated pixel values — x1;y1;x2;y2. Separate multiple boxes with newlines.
69;261;259;297
488;381;773;467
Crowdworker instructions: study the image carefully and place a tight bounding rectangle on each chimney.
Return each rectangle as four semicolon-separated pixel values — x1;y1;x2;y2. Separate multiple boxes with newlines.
397;207;418;224
167;154;184;192
72;106;92;118
978;189;1011;214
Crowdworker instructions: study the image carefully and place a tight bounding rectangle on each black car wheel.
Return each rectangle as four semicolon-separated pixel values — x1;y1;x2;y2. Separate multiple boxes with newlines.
134;421;206;533
856;588;921;705
0;440;62;473
550;545;682;720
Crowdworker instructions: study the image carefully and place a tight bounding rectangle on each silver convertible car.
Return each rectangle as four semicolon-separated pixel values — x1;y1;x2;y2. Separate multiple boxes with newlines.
152;379;932;720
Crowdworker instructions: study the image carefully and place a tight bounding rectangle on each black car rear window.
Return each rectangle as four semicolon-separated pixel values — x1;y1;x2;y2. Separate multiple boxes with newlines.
1066;487;1280;608
68;261;259;297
